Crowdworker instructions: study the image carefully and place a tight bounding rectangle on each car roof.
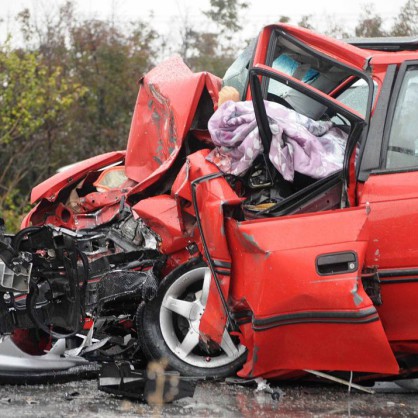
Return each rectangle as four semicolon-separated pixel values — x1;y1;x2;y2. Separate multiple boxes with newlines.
347;36;418;52
272;25;418;69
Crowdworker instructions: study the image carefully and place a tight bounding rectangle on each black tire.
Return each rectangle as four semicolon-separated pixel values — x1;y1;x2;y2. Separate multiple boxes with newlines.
136;260;247;378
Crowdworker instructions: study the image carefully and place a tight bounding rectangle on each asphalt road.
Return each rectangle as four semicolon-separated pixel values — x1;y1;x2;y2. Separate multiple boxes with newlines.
0;378;417;417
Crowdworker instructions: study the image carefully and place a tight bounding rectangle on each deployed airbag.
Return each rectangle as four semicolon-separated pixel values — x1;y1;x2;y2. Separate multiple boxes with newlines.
207;100;347;181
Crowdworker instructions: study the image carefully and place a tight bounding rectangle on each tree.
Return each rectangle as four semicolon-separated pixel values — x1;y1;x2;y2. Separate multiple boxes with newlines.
15;2;158;163
203;0;249;34
0;1;158;231
355;3;386;37
298;15;315;30
322;15;352;39
68;18;157;158
0;43;85;231
391;0;418;36
177;0;250;76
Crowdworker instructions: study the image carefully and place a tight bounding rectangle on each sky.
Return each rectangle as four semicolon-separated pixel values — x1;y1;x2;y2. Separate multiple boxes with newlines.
0;0;405;42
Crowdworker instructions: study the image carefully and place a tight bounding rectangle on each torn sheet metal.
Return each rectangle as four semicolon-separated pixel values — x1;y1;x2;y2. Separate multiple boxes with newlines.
174;150;244;344
0;336;87;371
30;151;126;204
93;166;129;192
125;55;221;193
132;195;192;256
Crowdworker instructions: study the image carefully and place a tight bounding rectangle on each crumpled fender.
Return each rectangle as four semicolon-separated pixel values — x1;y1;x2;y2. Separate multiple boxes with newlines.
30;151;126;204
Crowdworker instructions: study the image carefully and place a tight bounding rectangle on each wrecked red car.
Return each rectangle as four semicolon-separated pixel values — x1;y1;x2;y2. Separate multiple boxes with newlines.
1;23;418;386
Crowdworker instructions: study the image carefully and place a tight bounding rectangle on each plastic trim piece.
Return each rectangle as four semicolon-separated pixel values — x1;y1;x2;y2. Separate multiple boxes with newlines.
252;307;379;331
357;65;397;181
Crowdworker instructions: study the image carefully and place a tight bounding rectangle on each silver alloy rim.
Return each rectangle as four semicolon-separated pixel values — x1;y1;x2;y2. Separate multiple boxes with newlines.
159;267;246;368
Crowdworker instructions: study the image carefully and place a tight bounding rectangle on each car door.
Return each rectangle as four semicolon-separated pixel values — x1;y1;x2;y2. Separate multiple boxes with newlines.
227;207;398;377
358;60;418;344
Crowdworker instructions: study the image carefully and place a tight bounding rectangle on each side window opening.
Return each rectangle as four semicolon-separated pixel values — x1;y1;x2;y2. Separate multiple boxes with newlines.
266;34;358;120
334;79;379;120
240;71;362;220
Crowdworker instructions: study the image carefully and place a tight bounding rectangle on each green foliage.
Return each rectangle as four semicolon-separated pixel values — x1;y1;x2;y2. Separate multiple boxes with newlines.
67;19;157;158
181;0;250;75
1;189;32;232
0;44;83;145
0;39;86;231
0;2;157;232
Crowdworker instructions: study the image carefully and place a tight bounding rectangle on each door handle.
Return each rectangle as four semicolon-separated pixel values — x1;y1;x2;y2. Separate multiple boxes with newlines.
316;252;358;275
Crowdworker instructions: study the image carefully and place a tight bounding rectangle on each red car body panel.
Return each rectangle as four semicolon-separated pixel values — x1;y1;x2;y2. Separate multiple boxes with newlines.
26;151;127;230
226;210;398;376
168;150;244;343
27;58;221;231
133;195;191;255
359;171;418;344
276;24;371;70
30;151;126;204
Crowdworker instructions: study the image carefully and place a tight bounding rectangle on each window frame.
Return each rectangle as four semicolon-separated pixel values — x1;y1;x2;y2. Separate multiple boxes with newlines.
263;29;375;124
248;65;367;212
356;65;397;181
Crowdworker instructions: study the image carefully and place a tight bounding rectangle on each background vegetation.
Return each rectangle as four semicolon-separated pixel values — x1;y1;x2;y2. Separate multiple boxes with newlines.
1;0;417;231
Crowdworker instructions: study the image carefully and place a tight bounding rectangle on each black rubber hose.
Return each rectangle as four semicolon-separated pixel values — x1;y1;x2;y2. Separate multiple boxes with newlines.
11;226;42;251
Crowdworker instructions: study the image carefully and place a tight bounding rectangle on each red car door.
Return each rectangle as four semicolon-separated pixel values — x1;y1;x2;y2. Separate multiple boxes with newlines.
227;206;398;377
358;60;418;346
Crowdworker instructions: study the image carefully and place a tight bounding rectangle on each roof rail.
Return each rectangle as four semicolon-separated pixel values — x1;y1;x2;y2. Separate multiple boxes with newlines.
347;36;418;51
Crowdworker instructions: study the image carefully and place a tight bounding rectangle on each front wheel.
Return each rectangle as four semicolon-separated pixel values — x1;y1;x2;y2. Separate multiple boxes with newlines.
137;261;247;378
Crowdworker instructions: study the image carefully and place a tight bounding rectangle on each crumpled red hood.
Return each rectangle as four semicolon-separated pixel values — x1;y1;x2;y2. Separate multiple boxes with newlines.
125;55;221;193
